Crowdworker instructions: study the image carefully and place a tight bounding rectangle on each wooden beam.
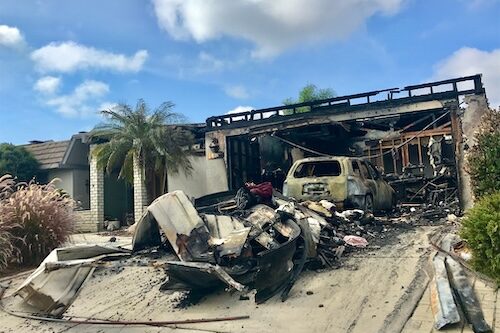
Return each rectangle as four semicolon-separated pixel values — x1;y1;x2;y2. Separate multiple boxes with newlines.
436;121;452;130
392;139;397;174
417;137;423;165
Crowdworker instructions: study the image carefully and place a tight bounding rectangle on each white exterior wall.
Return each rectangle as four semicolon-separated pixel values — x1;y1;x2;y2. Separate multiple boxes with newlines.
167;155;228;199
47;169;74;196
47;169;90;209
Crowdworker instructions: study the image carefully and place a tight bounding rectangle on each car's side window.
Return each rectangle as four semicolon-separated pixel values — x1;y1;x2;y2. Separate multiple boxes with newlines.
352;161;361;176
293;163;309;178
359;162;372;180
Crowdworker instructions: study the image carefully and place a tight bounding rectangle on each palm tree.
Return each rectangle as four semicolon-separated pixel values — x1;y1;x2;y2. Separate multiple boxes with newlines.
90;99;194;202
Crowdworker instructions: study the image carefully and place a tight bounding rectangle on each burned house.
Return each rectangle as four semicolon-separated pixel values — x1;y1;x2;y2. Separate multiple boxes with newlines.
6;76;495;329
205;74;490;210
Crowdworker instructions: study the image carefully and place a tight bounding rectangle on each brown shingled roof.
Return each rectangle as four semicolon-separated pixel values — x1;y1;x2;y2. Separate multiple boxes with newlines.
23;140;71;170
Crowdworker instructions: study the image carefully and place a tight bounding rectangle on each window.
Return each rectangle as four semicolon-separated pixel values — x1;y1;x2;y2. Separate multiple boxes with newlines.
294;160;342;178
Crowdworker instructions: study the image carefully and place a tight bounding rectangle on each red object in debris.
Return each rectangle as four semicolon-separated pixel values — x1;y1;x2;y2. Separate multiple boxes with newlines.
343;235;368;248
246;182;273;199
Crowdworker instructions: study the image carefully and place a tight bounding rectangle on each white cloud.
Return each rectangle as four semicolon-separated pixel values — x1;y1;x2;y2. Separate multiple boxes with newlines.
34;76;61;94
45;80;110;117
98;101;119;112
432;47;500;107
227;105;254;114
226;105;281;120
152;0;404;58
196;51;225;73
164;51;241;78
0;24;25;48
226;105;254;121
225;85;249;99
31;41;148;73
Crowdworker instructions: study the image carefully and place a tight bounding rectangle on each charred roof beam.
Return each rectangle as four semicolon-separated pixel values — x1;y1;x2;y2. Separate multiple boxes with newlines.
206;74;484;131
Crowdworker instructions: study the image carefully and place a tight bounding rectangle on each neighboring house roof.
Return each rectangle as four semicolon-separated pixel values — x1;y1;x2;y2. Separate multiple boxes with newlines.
24;140;71;170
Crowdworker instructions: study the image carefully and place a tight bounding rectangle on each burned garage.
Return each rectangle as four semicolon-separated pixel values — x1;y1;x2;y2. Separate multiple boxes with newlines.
205;74;488;212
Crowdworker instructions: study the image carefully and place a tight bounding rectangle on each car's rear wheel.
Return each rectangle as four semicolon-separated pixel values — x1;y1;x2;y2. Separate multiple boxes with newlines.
364;195;374;212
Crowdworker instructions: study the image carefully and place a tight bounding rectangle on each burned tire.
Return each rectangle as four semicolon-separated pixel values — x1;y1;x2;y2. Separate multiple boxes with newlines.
364;195;374;212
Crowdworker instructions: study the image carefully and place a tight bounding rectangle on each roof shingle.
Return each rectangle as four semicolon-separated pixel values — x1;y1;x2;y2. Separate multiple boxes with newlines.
23;140;70;170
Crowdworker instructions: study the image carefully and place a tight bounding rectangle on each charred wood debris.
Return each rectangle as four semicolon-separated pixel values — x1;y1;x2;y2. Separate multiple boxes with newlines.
132;186;388;305
5;177;485;332
131;179;457;305
6;179;463;323
386;159;460;222
5;176;463;320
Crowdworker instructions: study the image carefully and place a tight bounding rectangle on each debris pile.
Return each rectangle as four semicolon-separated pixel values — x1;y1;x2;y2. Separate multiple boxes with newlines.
387;161;459;216
133;184;392;304
10;183;404;317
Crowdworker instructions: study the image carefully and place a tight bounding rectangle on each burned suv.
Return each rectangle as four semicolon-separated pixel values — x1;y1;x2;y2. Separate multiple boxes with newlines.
283;156;395;211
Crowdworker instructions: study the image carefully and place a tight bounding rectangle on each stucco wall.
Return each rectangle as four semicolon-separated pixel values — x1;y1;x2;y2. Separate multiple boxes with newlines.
48;168;90;209
167;155;228;198
48;169;74;197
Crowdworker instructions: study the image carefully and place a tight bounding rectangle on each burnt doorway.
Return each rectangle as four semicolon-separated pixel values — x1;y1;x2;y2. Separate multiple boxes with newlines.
227;135;261;190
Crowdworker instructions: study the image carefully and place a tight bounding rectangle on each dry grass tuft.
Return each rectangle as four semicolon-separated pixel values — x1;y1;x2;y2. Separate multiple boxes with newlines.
0;175;75;269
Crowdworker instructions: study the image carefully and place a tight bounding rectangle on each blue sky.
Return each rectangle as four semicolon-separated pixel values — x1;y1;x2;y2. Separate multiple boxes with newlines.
0;0;499;144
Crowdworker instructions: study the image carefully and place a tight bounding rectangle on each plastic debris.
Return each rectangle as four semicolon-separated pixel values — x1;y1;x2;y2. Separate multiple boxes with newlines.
343;235;369;248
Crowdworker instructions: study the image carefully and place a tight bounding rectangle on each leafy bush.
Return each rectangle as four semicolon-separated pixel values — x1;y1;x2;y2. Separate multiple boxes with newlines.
466;108;500;198
0;143;39;182
283;84;336;114
0;175;75;268
460;192;500;284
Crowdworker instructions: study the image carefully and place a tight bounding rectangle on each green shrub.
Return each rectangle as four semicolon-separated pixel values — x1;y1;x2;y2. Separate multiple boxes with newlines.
0;143;39;182
0;175;75;268
466;108;500;198
460;192;500;284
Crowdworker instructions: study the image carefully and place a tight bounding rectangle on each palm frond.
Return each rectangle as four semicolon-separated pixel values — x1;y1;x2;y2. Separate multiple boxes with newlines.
90;99;194;197
119;150;135;183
